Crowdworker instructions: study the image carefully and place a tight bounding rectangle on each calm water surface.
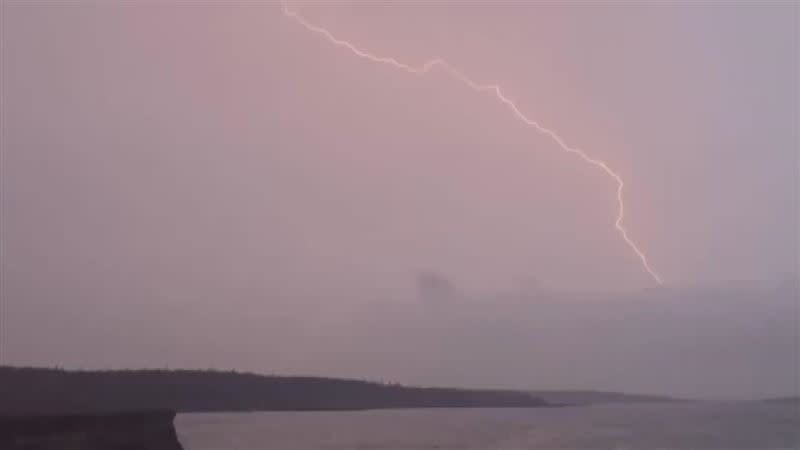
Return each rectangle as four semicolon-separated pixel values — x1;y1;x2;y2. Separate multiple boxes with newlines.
177;402;799;449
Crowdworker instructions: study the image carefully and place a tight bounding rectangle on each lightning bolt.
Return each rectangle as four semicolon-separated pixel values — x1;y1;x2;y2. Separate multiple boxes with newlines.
281;3;663;285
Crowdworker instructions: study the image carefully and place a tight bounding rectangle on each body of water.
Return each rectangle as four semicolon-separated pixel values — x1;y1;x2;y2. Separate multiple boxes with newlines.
176;402;799;449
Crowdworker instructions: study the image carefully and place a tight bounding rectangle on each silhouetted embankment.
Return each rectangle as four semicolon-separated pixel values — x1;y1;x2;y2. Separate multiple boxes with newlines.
763;396;800;404
0;410;182;450
529;390;685;405
0;366;548;415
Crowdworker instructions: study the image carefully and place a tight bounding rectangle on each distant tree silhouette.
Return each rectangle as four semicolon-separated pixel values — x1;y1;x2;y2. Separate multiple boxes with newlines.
0;367;547;415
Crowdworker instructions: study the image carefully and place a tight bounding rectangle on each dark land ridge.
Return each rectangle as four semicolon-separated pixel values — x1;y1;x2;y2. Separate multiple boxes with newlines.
0;366;549;415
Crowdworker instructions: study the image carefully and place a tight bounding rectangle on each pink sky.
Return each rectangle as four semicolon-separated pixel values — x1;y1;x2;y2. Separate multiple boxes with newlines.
1;2;797;398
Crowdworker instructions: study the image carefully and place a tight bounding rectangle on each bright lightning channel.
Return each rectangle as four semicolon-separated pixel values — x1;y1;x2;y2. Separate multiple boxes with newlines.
281;3;663;285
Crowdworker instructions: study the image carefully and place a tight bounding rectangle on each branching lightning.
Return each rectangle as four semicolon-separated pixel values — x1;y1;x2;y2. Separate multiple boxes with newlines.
281;3;663;284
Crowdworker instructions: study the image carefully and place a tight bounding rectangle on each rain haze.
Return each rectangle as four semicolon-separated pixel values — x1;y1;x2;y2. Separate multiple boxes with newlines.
1;2;797;400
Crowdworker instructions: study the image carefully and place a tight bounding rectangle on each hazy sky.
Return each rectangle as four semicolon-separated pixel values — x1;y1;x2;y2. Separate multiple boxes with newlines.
1;2;797;398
